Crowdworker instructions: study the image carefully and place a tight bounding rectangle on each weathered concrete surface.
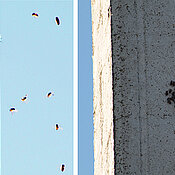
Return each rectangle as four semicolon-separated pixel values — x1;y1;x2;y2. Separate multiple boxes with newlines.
111;0;175;174
91;0;114;174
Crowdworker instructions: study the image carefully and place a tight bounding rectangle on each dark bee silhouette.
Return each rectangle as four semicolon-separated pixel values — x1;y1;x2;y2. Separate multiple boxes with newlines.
9;107;16;112
173;99;175;104
165;91;169;96
170;80;175;86
22;96;27;101
108;6;112;18
55;17;60;25
167;98;172;104
56;124;59;130
172;91;175;98
169;89;172;93
55;124;60;130
32;13;39;18
9;107;18;115
55;123;63;131
60;164;65;172
165;81;175;105
46;92;54;98
21;94;28;102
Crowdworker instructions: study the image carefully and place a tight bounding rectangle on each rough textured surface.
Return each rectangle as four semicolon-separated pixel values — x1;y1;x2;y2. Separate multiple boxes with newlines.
111;0;175;174
91;0;114;174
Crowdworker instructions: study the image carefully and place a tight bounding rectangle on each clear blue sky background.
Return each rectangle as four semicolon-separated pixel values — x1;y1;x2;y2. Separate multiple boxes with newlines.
78;0;93;174
0;1;73;175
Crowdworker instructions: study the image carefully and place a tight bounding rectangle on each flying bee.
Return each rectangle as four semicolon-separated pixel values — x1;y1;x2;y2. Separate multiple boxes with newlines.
55;17;60;25
56;124;59;130
55;123;63;131
9;107;18;115
47;92;54;98
32;13;39;18
21;94;28;102
60;164;65;172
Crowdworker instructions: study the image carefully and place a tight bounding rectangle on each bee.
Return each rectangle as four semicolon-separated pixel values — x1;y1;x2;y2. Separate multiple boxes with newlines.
21;94;28;102
55;17;60;25
56;124;59;130
60;164;65;172
32;13;39;18
47;92;54;98
55;124;63;131
9;107;18;115
169;89;172;93
167;98;172;104
172;91;175;97
165;91;169;96
108;6;112;18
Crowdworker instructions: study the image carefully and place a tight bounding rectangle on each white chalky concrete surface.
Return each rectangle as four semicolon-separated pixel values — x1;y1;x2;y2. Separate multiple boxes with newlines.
91;0;114;174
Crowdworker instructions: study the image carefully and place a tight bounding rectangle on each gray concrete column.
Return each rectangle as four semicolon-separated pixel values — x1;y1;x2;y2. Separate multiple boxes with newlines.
111;0;175;174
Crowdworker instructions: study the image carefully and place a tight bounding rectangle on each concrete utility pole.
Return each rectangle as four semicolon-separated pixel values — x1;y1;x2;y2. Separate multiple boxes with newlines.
92;0;175;174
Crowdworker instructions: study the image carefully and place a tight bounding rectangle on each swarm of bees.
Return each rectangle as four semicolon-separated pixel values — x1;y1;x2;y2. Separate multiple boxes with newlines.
7;11;64;173
0;13;60;42
9;91;65;172
165;80;175;105
10;92;56;114
32;12;61;25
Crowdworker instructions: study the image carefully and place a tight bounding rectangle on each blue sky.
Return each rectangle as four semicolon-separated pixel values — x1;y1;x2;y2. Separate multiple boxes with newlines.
0;1;73;175
78;0;93;174
0;1;94;175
